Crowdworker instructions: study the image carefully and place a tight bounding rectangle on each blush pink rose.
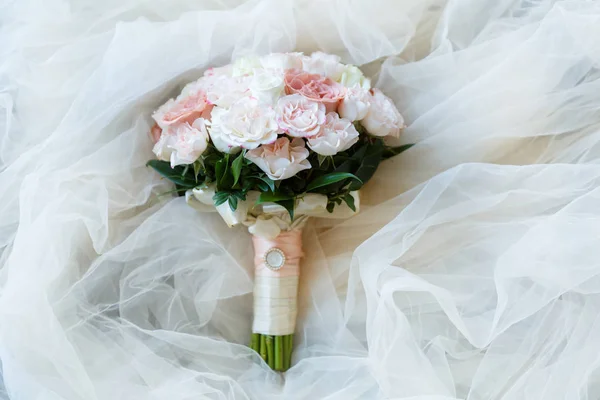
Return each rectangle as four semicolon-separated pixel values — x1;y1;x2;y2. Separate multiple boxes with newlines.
150;123;162;143
276;94;326;138
153;118;210;167
284;69;346;113
153;90;208;129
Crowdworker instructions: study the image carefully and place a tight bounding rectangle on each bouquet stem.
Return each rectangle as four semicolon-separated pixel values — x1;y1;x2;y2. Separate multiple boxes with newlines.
250;333;294;371
250;229;303;372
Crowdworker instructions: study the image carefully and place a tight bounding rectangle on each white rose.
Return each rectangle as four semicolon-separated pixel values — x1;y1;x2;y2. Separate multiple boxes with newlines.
249;69;285;105
276;94;326;137
203;64;233;78
179;78;203;98
260;52;304;70
362;88;405;138
207;107;240;154
152;118;209;167
245;137;311;180
338;65;371;89
232;55;262;76
302;51;345;80
203;75;251;108
338;87;371;121
307;113;359;156
207;97;279;153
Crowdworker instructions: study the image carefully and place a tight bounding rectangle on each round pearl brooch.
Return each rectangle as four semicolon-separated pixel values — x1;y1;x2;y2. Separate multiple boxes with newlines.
264;248;286;271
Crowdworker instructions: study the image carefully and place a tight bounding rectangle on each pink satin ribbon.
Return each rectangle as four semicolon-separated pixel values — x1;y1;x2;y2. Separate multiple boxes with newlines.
253;229;304;278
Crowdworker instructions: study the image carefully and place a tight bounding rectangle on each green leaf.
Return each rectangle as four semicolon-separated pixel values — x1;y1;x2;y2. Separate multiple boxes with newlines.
228;196;238;211
147;160;197;188
182;164;190;177
173;185;188;197
326;202;335;213
256;181;270;192
215;154;234;190
275;199;295;221
193;161;203;182
231;152;245;186
213;191;229;206
286;176;307;193
156;187;189;197
257;192;294;204
254;176;276;193
233;190;247;201
353;121;368;136
306;172;362;192
215;158;227;186
325;143;369;191
349;140;384;190
382;143;414;160
352;141;370;156
343;194;356;212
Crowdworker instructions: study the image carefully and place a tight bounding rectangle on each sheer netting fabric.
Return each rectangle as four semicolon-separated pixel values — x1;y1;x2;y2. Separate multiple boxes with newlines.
1;0;600;399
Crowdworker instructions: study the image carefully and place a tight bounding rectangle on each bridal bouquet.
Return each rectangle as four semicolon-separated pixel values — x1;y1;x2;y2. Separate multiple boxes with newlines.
147;52;410;371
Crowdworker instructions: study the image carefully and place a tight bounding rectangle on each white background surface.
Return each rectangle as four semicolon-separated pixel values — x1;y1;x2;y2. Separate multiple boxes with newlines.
1;0;600;399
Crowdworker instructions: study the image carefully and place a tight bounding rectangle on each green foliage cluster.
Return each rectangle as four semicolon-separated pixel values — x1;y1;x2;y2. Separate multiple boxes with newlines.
148;123;412;220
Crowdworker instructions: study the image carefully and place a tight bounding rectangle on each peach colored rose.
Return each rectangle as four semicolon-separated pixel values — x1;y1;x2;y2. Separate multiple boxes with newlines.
153;90;208;129
284;69;346;113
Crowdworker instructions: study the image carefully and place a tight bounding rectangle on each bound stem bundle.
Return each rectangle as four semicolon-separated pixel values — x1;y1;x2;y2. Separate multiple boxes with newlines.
251;333;294;371
250;230;302;372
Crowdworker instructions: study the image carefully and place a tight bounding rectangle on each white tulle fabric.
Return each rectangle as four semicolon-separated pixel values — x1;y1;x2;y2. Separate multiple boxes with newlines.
1;0;600;399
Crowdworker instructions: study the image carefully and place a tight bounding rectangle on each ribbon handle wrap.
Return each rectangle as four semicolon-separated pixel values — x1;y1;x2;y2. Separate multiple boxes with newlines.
251;229;303;336
184;185;359;369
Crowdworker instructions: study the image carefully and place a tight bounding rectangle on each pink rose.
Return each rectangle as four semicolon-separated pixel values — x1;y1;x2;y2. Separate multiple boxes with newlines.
276;94;326;138
150;123;162;143
153;118;210;167
284;69;346;113
153;90;208;129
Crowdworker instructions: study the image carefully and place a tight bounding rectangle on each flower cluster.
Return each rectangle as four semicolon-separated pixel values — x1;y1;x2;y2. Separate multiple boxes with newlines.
148;52;408;217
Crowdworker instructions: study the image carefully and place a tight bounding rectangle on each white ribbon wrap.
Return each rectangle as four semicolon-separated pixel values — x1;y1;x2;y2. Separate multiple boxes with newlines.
252;276;299;335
